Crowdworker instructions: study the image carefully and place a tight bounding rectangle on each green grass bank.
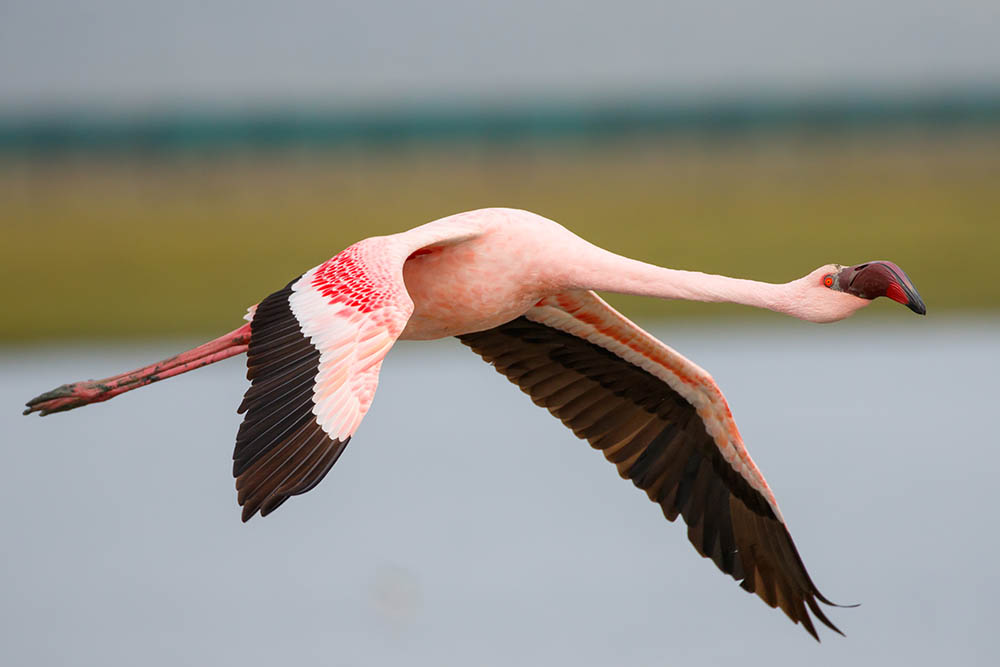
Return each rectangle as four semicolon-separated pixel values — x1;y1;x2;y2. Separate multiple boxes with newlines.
3;131;998;342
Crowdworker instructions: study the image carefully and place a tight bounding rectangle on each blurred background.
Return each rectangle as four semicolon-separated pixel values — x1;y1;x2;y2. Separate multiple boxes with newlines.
2;1;998;665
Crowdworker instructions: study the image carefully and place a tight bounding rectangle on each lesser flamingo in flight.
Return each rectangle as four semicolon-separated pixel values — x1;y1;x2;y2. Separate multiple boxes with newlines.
24;208;925;639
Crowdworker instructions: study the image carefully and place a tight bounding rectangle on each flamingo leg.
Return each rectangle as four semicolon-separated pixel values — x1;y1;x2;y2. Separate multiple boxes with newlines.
24;323;252;416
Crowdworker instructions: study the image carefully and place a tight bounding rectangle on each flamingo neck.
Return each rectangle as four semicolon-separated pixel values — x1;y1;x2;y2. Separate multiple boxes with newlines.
569;247;804;318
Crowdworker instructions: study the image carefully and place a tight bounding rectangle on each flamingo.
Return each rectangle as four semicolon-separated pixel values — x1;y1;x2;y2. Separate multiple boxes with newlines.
24;208;925;640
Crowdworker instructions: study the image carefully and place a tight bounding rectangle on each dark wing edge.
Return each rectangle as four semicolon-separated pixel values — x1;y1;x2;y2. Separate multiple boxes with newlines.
458;316;846;640
233;277;351;522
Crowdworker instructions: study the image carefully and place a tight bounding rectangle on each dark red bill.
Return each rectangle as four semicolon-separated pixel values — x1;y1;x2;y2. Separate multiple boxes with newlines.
841;261;926;315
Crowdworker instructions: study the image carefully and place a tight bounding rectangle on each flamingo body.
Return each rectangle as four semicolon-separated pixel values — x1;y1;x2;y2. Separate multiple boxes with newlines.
24;207;927;640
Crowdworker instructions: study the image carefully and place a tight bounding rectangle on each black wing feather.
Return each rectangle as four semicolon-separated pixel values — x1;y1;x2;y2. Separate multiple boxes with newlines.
458;316;845;640
233;278;351;522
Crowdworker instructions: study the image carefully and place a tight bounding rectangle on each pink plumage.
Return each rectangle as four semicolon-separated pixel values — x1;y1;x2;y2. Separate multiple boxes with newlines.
24;207;926;640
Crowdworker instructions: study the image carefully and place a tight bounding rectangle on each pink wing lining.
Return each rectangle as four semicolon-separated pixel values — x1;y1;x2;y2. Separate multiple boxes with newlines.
291;214;484;444
527;290;783;520
235;217;484;519
458;288;845;638
289;260;410;443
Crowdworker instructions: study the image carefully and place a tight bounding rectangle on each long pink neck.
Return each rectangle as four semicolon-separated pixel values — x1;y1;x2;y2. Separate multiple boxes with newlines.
567;246;798;317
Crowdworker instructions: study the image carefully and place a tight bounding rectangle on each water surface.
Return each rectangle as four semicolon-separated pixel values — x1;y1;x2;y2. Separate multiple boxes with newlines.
2;318;996;665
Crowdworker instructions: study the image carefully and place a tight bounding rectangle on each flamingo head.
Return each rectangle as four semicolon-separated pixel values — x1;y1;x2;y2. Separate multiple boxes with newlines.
825;261;926;315
792;261;926;323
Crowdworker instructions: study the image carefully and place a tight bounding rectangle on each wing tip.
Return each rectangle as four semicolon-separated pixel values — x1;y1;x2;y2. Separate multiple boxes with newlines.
802;588;851;640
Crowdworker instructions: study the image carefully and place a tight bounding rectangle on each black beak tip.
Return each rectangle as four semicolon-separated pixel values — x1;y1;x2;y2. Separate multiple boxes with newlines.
908;299;927;316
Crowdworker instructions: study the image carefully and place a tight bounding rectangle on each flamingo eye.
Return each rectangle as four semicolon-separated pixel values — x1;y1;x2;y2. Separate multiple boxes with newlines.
823;274;834;288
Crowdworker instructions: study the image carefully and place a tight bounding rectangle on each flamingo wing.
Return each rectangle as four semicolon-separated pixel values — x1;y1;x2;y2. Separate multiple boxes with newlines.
233;240;416;521
234;218;484;521
458;290;843;639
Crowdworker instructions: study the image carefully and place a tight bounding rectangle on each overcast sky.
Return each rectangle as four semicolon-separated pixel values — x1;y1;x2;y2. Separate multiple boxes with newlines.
2;0;999;114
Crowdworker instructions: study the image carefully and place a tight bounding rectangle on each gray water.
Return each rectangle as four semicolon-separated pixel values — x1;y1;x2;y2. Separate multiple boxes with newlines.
2;318;997;666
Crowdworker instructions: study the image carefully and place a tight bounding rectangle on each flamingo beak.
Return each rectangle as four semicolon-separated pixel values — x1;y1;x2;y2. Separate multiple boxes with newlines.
842;261;926;315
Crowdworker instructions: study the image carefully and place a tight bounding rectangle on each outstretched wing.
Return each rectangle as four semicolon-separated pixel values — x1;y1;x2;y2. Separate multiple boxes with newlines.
234;216;484;521
233;241;413;521
234;216;483;521
458;290;845;640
